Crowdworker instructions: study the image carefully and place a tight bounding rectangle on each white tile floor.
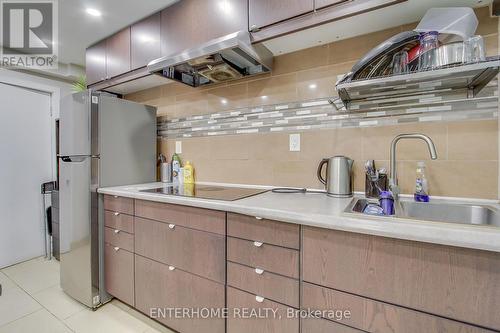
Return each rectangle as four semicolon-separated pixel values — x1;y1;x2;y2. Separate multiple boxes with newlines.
0;257;173;333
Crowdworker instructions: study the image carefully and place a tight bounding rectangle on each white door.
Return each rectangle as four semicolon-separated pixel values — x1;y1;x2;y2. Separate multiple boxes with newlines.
0;82;53;268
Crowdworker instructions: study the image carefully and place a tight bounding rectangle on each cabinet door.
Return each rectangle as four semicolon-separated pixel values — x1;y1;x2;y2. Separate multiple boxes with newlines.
248;0;314;31
131;13;161;70
315;0;348;10
85;40;106;85
104;243;134;306
135;255;225;333
227;287;299;333
160;0;247;57
106;28;131;79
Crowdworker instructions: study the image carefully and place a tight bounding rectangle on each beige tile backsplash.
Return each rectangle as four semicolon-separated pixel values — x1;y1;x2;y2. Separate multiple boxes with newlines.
128;7;499;199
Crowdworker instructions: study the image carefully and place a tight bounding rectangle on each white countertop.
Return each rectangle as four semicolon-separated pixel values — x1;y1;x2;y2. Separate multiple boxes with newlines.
98;182;500;253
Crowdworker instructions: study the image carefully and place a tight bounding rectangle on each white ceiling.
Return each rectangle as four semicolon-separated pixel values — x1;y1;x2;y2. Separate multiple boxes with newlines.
59;0;492;68
263;0;492;55
58;0;178;66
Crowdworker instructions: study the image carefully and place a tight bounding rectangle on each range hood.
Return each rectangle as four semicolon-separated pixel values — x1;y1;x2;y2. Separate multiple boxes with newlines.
147;31;273;87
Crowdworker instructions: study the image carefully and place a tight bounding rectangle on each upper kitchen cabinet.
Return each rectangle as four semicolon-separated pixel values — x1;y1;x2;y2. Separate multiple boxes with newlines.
315;0;348;10
131;13;161;70
86;39;107;86
250;0;405;42
160;0;247;57
106;28;131;79
248;0;314;31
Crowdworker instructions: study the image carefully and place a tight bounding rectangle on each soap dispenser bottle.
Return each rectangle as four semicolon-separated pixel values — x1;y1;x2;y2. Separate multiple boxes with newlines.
414;161;429;202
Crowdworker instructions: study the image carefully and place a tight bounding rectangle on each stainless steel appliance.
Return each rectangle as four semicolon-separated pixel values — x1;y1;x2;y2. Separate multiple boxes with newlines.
141;184;267;201
317;156;354;197
59;91;156;308
147;31;273;87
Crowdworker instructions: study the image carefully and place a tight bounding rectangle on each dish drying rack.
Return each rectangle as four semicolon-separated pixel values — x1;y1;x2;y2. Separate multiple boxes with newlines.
336;57;500;110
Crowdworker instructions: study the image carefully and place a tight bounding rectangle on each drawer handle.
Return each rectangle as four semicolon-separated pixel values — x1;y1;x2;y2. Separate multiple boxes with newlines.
255;216;263;220
168;266;176;271
255;295;265;303
255;268;264;275
113;195;119;198
253;241;263;247
113;247;120;251
114;229;120;234
114;212;120;216
168;224;176;229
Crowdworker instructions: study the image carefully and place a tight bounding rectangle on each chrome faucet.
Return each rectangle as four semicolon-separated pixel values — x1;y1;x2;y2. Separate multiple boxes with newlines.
389;133;438;200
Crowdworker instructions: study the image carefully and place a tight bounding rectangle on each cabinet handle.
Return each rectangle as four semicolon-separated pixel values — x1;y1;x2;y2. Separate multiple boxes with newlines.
250;24;260;32
253;241;263;247
255;295;265;303
114;229;120;234
255;268;264;275
114;212;120;216
168;224;176;229
113;247;120;251
168;266;176;271
255;216;263;220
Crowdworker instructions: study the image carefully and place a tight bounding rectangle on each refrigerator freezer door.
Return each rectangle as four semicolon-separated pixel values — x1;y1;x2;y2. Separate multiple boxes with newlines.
59;156;98;308
60;92;91;156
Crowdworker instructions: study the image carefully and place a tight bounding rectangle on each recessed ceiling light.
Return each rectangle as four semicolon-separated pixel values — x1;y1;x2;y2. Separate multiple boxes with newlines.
86;8;102;17
309;83;317;90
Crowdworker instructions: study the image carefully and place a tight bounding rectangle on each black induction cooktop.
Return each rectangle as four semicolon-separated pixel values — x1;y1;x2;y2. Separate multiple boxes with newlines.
140;184;268;201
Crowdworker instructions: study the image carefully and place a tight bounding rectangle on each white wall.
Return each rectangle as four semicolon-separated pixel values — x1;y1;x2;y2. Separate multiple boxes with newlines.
0;69;73;266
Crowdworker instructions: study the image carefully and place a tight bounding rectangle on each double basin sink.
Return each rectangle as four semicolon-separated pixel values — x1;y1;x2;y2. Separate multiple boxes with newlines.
345;198;500;227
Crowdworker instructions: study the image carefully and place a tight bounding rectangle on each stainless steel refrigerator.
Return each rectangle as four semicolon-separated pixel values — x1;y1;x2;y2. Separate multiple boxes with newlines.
59;91;156;308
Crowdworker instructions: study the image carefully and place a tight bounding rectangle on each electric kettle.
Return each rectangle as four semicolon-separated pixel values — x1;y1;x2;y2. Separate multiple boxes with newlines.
317;156;354;197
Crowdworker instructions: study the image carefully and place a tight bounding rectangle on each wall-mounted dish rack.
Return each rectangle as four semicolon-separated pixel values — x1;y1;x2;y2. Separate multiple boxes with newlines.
336;57;500;109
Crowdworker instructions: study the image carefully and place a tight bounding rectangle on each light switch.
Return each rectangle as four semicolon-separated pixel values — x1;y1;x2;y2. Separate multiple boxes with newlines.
175;141;182;154
289;133;300;152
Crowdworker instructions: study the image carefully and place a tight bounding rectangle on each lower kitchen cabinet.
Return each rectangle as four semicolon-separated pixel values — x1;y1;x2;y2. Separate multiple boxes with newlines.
134;255;225;333
104;243;134;306
302;226;500;331
302;282;495;333
301;318;364;333
227;287;299;333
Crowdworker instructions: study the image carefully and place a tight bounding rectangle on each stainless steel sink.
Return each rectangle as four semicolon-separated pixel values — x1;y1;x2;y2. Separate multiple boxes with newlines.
345;198;500;227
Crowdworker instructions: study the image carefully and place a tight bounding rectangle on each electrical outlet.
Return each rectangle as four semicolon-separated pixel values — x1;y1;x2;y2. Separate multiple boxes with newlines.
175;141;182;154
289;133;300;152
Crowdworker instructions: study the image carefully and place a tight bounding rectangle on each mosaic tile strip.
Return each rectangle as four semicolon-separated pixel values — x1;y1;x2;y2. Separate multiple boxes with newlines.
158;80;498;139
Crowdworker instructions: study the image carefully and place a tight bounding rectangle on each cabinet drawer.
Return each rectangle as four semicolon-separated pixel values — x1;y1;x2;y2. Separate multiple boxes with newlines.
104;210;134;234
227;237;299;279
135;255;225;333
302;282;495;333
227;261;299;308
104;227;134;252
135;217;225;283
302;318;363;333
135;200;225;235
104;243;134;306
227;287;299;333
302;226;500;330
103;195;134;215
227;213;300;249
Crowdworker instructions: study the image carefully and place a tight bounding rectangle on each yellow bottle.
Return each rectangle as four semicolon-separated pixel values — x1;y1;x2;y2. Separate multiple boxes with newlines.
183;161;195;184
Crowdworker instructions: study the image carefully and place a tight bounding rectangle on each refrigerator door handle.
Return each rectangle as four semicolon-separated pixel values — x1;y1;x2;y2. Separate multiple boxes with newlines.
59;155;99;162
